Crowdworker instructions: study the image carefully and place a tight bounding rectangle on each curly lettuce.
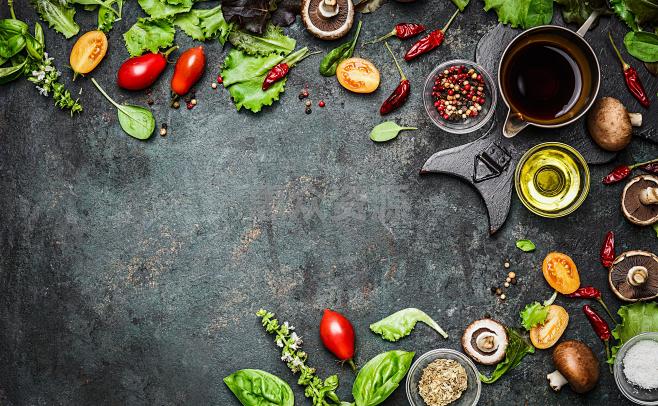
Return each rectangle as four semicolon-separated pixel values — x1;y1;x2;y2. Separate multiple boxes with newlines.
229;23;296;56
30;0;79;38
123;18;175;57
174;5;232;43
483;0;553;29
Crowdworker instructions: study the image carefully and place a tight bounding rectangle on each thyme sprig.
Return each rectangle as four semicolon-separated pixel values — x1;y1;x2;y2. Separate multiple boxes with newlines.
257;309;343;406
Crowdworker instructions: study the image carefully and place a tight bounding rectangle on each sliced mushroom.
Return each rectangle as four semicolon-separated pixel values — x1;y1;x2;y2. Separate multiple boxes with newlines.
461;318;508;365
302;0;354;40
547;340;599;394
621;175;658;226
587;97;641;152
609;250;658;302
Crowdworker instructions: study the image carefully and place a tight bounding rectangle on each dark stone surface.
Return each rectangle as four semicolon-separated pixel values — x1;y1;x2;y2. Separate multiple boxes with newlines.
1;0;657;405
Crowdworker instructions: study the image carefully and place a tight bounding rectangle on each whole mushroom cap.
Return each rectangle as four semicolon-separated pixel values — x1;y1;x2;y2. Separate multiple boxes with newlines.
621;175;658;226
552;340;599;394
461;318;508;365
609;250;658;302
302;0;354;40
587;97;639;152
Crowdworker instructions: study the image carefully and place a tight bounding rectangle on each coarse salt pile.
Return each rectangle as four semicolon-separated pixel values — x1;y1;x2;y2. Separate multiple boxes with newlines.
623;339;658;390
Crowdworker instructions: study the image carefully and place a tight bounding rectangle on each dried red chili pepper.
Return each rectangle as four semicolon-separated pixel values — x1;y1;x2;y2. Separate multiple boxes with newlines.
404;9;460;61
262;48;319;91
380;42;410;115
602;158;658;184
567;286;616;322
364;23;426;45
600;231;615;269
609;33;651;108
583;305;612;370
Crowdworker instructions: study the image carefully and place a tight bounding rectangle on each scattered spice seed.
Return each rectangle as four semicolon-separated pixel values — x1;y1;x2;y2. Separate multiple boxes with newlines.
506;277;511;283
504;282;510;288
191;99;197;106
511;278;517;285
172;101;180;109
159;124;167;136
495;288;502;296
147;98;154;105
211;82;217;89
508;272;516;279
318;100;325;107
305;107;312;114
432;64;487;122
490;286;498;295
500;294;506;300
217;75;223;84
186;102;194;110
305;100;312;107
504;261;510;269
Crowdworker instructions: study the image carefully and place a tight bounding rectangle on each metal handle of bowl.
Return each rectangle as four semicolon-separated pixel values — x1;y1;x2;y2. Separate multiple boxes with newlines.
576;10;599;37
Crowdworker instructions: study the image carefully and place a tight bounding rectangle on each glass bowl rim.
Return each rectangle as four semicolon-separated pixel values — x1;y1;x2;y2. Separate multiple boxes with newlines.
613;332;658;405
514;141;590;218
422;59;498;135
405;348;482;406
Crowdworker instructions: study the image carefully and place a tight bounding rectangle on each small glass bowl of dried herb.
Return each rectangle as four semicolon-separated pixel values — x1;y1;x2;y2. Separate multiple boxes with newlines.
406;349;481;406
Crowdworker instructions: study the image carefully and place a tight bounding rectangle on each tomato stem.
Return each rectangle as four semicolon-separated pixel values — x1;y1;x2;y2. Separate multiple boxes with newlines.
347;358;357;372
162;45;179;61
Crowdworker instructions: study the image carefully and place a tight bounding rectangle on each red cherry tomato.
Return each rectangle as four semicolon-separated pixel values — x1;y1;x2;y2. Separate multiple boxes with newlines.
319;309;356;369
171;46;205;96
117;50;171;91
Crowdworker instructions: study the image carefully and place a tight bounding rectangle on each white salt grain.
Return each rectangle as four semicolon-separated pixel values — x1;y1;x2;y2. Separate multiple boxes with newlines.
623;340;658;390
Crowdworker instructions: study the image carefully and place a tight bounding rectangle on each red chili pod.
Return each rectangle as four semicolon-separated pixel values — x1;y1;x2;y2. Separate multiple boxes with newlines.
380;42;410;115
404;9;460;61
600;231;615;268
602;165;632;184
364;23;426;45
583;305;612;369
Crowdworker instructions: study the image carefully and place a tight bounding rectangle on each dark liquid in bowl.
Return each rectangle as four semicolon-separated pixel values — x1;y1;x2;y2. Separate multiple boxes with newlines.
503;42;582;120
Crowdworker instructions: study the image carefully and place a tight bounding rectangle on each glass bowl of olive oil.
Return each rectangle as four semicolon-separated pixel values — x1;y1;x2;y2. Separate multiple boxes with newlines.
514;142;590;218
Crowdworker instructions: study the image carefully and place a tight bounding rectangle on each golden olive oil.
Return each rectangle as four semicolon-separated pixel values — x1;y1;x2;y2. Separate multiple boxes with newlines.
518;148;581;213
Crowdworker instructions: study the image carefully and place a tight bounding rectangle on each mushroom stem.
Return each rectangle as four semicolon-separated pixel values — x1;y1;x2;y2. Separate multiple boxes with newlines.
628;112;642;127
547;370;569;391
628;266;648;286
640;187;658;205
319;0;339;18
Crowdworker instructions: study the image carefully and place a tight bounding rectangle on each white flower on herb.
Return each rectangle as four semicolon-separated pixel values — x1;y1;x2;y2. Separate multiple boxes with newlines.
291;357;304;369
290;332;302;349
36;86;48;96
281;353;293;363
32;70;45;81
283;321;295;331
276;338;284;348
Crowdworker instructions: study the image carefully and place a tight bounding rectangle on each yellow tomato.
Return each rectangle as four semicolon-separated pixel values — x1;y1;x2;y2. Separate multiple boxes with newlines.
70;30;108;77
530;305;569;349
542;252;580;294
336;57;380;94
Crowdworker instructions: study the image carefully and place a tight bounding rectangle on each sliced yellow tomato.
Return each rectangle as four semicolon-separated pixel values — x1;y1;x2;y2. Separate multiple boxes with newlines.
542;252;580;294
530;305;569;349
336;57;380;94
70;30;108;77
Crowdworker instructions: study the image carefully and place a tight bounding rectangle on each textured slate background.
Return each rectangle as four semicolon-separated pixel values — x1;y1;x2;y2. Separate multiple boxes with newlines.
1;0;657;405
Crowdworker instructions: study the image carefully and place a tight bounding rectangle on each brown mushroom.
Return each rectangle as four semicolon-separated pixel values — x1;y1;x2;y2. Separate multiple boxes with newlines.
547;340;599;394
301;0;354;40
608;250;658;302
461;319;508;365
587;97;642;152
621;175;658;226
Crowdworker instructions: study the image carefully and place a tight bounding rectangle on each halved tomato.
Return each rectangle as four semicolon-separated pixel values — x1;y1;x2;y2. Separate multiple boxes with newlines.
542;252;580;294
336;57;380;94
530;305;569;349
70;30;108;78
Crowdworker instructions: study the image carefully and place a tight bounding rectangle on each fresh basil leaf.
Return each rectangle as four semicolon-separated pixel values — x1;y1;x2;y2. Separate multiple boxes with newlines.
34;22;44;46
224;369;294;406
352;350;414;406
174;5;232;43
0;34;26;59
25;34;43;60
123;17;175;57
0;19;29;35
480;328;534;384
370;308;448;341
515;239;536;252
483;0;553;29
222;0;278;35
31;0;79;39
369;121;416;142
229;24;296;57
624;31;658;62
0;57;26;84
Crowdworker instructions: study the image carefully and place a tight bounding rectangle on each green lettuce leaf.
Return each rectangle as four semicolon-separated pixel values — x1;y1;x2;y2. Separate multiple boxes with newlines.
370;308;448;341
610;302;658;364
229;23;296;56
451;0;470;11
483;0;553;28
137;0;193;19
123;18;175;57
174;5;233;43
554;0;610;25
520;302;550;330
480;328;535;384
31;0;79;39
611;0;639;30
221;48;286;113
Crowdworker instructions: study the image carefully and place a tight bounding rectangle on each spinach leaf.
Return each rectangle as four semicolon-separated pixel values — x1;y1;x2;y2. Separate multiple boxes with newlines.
370;308;447;341
224;369;294;406
483;0;553;29
123;17;175;57
554;0;609;25
31;0;79;39
229;24;296;56
174;5;232;43
320;21;362;76
369;121;416;142
91;78;155;140
515;239;536;252
624;31;658;62
623;0;658;25
611;0;639;30
610;302;658;363
352;350;414;406
222;0;278;35
480;328;534;383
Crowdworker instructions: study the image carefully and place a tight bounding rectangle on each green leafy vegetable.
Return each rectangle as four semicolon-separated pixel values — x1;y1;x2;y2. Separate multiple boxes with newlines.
222;49;287;113
480;328;535;383
91;78;154;140
0;57;27;85
31;0;79;38
611;0;639;30
320;21;362;76
652;223;658;237
624;31;658;62
222;0;278;35
97;0;122;32
369;121;417;142
515;239;536;252
370;308;448;341
609;302;658;363
224;369;294;406
174;5;232;43
623;0;658;25
520;291;557;331
554;0;609;25
483;0;553;29
352;350;415;406
137;0;193;19
451;0;470;11
123;18;175;57
229;24;296;56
